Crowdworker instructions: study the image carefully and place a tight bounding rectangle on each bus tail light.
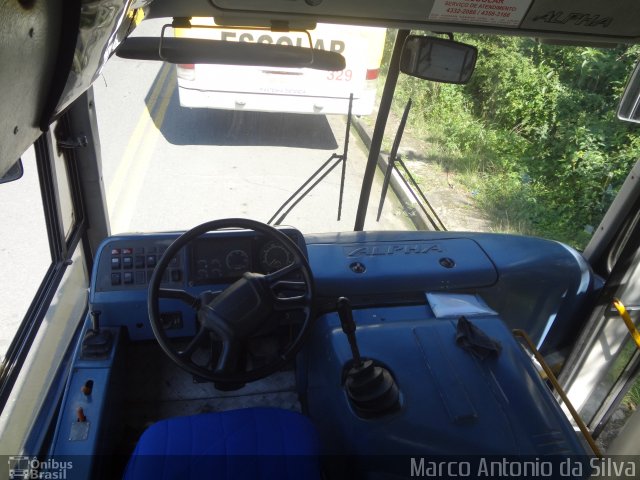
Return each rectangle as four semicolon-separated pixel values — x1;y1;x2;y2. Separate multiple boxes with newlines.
177;64;195;81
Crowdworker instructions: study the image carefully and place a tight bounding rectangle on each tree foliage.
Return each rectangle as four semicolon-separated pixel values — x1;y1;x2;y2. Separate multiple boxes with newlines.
392;33;640;248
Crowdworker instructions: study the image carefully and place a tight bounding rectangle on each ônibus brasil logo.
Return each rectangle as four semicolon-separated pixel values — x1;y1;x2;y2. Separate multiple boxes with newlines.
8;456;73;479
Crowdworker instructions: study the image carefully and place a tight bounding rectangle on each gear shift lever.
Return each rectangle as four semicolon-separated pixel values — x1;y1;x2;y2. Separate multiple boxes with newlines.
336;297;400;418
81;310;113;358
337;297;363;366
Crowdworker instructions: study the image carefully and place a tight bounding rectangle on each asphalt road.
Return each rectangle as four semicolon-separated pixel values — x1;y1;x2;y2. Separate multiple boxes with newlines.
94;23;412;234
0;18;412;356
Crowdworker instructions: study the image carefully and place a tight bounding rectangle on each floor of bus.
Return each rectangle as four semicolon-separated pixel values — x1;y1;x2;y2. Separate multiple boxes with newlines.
114;341;300;468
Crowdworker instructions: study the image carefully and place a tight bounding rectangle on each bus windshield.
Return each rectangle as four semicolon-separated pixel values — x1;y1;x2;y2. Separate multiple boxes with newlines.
96;19;404;235
94;19;639;249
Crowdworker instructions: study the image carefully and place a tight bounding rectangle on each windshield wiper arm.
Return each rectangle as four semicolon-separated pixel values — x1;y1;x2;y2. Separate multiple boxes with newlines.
268;94;354;225
377;98;412;221
376;98;446;231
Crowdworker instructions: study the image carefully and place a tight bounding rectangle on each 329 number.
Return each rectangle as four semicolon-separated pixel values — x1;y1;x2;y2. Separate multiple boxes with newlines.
327;70;353;81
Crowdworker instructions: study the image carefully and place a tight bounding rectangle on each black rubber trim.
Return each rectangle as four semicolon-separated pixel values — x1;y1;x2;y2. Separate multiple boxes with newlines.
0;131;85;413
38;0;82;129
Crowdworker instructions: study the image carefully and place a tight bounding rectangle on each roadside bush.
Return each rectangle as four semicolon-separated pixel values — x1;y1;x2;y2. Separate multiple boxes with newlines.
388;32;640;249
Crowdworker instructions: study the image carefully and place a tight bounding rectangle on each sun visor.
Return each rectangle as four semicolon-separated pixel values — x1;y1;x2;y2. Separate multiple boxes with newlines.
520;0;640;37
40;0;143;129
191;0;640;44
0;0;62;177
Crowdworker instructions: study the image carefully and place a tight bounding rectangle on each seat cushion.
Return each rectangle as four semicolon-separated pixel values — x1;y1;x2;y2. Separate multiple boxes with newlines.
123;407;321;480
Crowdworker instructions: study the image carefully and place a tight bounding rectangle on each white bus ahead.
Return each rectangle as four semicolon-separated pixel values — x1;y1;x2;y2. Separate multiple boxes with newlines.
175;21;386;115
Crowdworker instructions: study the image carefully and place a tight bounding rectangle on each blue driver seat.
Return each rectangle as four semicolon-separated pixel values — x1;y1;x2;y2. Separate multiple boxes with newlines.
123;407;321;480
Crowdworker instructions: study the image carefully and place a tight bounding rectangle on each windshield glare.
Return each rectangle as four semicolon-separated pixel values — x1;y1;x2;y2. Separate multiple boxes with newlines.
96;19;640;248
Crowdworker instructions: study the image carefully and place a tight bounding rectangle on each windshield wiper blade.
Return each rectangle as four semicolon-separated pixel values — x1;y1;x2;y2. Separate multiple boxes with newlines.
268;153;344;226
376;98;412;221
268;94;354;225
376;99;446;231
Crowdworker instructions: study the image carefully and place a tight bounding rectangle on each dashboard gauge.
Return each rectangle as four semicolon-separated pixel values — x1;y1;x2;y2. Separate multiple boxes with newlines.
209;259;223;278
260;241;294;272
196;259;222;279
225;249;250;271
196;260;208;279
196;269;208;280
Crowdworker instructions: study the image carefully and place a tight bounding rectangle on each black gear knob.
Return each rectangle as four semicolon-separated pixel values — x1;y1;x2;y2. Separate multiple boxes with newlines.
336;297;400;418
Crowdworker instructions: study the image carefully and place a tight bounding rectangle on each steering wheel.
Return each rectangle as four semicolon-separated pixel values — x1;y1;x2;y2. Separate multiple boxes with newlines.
147;218;315;385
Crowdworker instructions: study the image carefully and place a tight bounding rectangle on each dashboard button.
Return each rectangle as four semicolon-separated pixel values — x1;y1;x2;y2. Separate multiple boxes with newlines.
122;248;133;255
135;271;145;285
111;273;121;285
111;257;121;270
123;272;133;284
147;255;156;268
171;269;182;282
122;256;133;269
135;255;145;268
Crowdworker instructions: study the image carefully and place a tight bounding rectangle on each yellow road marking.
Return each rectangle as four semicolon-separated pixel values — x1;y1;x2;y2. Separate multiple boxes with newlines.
107;63;171;216
111;72;177;233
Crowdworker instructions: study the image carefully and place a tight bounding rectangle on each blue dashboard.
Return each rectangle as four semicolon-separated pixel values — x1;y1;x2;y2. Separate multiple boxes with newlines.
91;227;306;340
52;226;597;475
92;227;596;353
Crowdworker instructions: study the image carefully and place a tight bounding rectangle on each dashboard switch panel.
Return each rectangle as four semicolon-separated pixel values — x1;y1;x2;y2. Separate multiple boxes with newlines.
90;228;306;340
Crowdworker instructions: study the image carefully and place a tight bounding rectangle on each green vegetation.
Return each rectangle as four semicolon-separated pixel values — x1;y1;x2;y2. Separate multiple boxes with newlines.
387;33;640;249
626;376;640;408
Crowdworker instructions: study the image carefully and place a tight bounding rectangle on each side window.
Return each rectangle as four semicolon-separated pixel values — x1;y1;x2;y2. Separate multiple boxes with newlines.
0;124;92;451
0;148;51;359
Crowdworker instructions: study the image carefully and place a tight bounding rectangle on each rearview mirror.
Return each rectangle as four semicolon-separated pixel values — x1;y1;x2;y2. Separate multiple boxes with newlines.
618;60;640;123
400;36;477;84
0;159;23;185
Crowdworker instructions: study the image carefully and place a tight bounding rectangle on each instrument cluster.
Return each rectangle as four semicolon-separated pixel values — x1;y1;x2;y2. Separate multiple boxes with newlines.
188;235;294;285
